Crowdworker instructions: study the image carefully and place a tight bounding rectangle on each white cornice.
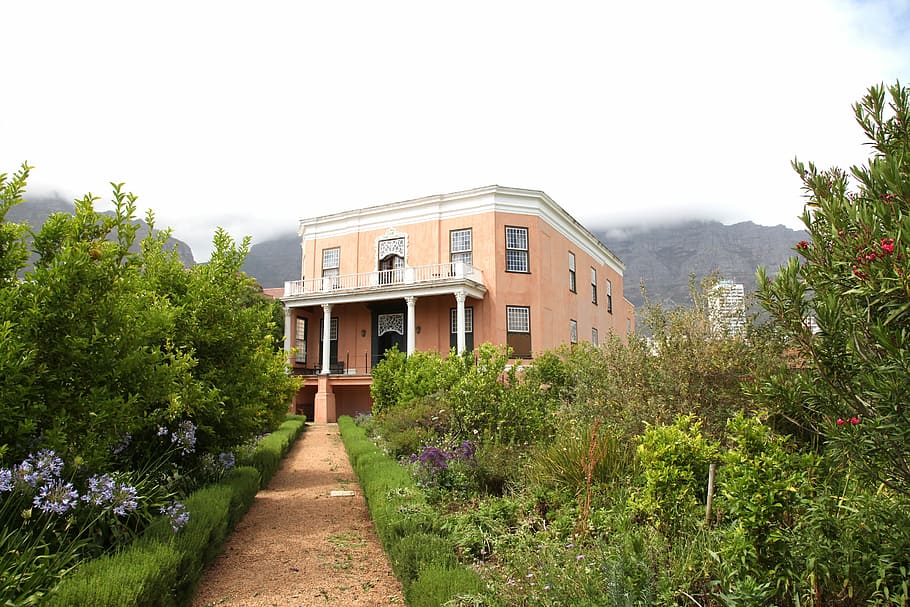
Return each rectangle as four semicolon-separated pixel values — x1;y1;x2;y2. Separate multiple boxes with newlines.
298;186;625;274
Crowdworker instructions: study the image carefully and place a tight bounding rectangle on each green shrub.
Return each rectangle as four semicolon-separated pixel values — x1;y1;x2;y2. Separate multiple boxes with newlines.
389;532;456;589
406;564;485;607
527;419;635;494
376;396;452;460
245;416;305;487
632;415;717;534
46;542;181;607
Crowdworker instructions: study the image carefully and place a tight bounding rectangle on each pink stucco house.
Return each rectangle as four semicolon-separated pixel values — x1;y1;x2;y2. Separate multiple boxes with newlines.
281;185;634;422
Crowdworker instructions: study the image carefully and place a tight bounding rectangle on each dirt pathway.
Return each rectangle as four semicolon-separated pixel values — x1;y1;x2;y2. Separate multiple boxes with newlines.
192;424;404;607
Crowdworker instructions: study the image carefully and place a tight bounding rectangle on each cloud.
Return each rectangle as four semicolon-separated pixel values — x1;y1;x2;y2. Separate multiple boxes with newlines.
2;1;909;261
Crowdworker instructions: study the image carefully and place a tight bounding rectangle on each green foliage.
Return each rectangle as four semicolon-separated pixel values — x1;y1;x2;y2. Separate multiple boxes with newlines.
558;279;786;442
406;564;485;607
389;532;456;591
757;81;910;494
527;419;635;495
632;415;717;534
375;396;452;460
0;163;31;286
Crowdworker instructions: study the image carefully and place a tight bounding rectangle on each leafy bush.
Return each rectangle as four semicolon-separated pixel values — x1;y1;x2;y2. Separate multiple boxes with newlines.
757;81;910;494
406;564;485;607
632;415;717;534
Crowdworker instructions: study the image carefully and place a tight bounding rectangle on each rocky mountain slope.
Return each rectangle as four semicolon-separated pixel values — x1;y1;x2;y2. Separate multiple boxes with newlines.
595;220;807;309
239;220;807;309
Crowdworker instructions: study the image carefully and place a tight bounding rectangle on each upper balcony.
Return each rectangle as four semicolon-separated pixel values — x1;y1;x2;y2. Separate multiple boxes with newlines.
282;261;487;306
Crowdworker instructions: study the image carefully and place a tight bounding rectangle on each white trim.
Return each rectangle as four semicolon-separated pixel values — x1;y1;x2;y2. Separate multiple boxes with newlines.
297;186;625;275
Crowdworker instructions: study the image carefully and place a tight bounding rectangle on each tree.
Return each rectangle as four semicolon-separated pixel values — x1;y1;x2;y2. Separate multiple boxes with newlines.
757;82;910;493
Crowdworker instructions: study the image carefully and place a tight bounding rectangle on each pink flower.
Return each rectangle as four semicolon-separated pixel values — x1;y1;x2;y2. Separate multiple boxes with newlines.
850;416;860;425
837;418;845;426
797;241;809;251
881;238;895;255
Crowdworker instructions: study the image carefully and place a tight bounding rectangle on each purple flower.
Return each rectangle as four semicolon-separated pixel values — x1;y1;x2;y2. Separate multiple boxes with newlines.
219;452;235;470
18;450;64;487
161;501;190;532
157;426;169;437
34;480;80;514
111;433;132;455
83;474;138;516
171;421;197;455
0;468;13;492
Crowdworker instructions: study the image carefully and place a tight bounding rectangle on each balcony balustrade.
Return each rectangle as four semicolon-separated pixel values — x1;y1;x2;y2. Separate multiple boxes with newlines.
284;261;484;298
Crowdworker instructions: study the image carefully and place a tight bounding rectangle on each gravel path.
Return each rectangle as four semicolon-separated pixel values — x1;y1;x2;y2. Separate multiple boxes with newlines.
192;424;404;607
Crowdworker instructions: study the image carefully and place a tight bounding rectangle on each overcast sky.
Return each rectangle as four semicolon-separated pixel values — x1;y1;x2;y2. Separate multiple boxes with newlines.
3;1;909;260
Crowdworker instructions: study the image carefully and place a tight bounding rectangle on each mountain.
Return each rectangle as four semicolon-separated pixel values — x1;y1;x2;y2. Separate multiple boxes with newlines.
240;220;808;307
241;233;301;289
8;195;195;267
595;220;807;309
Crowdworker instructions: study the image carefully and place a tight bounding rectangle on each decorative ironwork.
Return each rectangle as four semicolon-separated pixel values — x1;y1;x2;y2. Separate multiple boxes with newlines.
378;313;404;336
378;237;405;260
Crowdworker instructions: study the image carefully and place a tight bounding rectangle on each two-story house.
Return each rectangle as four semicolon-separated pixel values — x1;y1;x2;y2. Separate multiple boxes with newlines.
281;185;634;422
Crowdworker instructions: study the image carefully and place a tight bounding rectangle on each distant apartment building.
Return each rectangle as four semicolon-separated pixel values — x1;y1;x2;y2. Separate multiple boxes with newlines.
280;185;635;422
708;280;745;336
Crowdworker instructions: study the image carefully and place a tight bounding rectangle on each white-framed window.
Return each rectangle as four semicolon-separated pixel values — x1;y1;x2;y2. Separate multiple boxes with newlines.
450;228;473;266
506;305;532;358
507;306;530;332
505;226;529;273
591;267;598;304
591;327;599;346
322;247;340;284
450;307;474;334
568;252;576;292
570;319;578;344
607;279;613;314
295;317;307;363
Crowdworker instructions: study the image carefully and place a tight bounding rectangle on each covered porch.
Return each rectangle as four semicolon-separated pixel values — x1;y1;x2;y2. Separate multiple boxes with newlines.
282;261;486;422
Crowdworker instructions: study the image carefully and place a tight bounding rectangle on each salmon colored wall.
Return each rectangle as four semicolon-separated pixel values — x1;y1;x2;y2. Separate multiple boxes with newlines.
297;206;633;359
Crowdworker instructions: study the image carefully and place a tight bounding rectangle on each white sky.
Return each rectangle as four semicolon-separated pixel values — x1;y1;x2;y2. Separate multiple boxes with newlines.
3;1;909;260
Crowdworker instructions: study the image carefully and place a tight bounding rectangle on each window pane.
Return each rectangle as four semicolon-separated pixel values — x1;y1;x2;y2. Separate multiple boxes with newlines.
322;247;340;269
568;252;576;271
570;319;578;343
451;229;472;253
592;328;599;346
507;306;530;332
505;227;528;250
450;307;473;333
295;318;307;363
452;251;473;266
506;250;529;272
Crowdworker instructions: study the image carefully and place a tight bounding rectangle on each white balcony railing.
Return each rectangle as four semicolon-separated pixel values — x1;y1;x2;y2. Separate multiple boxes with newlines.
284;262;483;298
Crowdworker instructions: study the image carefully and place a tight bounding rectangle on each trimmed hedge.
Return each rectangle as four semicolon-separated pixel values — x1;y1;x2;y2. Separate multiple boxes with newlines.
338;415;484;606
46;415;306;606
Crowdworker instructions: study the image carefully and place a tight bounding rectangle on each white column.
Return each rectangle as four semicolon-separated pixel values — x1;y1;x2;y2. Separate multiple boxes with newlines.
455;290;467;355
405;296;417;355
321;303;332;374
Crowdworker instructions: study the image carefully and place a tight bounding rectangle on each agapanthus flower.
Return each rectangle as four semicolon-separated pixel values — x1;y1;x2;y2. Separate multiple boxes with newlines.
171;420;197;455
82;474;139;516
161;501;190;532
112;433;132;455
157;426;169;437
18;450;64;487
0;468;13;492
219;452;236;470
34;480;80;515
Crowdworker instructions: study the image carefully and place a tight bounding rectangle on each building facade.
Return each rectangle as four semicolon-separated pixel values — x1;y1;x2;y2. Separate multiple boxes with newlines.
281;185;634;422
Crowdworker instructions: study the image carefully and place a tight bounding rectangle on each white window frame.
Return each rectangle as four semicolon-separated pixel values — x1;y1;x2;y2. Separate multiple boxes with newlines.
570;319;578;344
568;252;576;292
505;226;529;273
450;228;473;266
506;306;530;333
